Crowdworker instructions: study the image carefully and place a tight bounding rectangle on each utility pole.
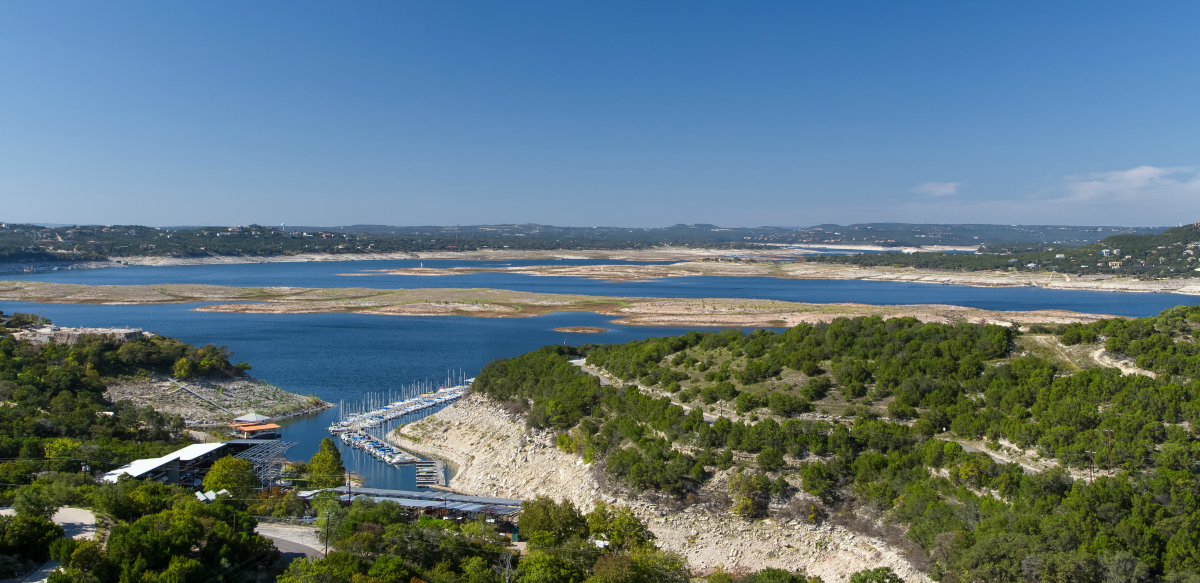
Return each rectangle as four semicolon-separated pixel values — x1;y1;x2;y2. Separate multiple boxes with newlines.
324;510;330;556
1085;450;1097;482
1102;429;1115;473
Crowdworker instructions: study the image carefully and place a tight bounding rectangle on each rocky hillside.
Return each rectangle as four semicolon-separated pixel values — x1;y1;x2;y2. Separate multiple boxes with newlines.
391;394;929;581
105;374;330;427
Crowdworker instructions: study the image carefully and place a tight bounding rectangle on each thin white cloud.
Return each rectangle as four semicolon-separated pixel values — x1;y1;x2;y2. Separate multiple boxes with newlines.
1063;165;1200;204
911;182;960;197
837;166;1200;226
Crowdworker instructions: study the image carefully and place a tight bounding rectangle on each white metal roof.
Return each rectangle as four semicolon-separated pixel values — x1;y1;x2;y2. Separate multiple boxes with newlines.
170;442;226;461
100;442;228;483
101;457;173;483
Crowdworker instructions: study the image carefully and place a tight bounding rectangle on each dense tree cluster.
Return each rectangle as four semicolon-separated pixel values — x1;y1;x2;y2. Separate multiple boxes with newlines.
474;307;1200;582
587;317;1010;419
2;221;1161;264
0;327;259;574
276;494;685;583
43;476;280;582
0;330;210;483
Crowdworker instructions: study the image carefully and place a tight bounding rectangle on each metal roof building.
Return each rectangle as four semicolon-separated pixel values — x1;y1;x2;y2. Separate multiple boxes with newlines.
300;486;522;518
101;440;295;488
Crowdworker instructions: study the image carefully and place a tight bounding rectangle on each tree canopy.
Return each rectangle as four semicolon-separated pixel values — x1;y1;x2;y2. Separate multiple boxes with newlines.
307;437;347;489
472;307;1200;582
202;455;259;499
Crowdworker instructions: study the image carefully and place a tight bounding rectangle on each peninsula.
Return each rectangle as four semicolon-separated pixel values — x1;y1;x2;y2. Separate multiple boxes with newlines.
0;280;1126;328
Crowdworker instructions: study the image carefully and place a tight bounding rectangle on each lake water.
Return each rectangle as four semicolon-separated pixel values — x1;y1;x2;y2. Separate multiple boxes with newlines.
0;299;722;489
12;258;1198;316
3;259;1197;489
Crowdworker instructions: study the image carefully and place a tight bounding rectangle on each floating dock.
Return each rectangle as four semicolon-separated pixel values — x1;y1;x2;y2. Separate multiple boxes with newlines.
415;460;446;487
328;381;469;470
338;430;419;465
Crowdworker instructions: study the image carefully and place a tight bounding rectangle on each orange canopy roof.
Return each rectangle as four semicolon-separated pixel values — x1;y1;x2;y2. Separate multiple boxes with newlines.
229;423;281;431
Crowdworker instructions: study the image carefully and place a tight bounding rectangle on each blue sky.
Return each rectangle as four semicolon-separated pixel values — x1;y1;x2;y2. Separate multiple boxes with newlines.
2;2;1198;227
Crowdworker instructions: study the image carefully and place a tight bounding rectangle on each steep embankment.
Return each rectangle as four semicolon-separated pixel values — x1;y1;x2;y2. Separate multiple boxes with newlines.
391;394;929;581
106;374;331;427
390;394;601;509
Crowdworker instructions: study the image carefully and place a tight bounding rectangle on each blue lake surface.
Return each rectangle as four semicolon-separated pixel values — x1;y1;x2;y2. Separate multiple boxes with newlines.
3;259;1198;488
10;258;1199;317
0;300;722;489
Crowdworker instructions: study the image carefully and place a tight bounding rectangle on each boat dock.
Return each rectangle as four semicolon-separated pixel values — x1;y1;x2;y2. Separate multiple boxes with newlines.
338;430;420;465
415;460;446;487
328;378;471;470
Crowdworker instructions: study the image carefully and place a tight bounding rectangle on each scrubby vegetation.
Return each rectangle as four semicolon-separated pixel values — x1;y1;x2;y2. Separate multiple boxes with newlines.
1057;304;1200;376
0;323;263;573
0;329;219;485
279;493;888;583
33;475;282;582
812;224;1200;279
275;494;690;583
6;222;1145;264
474;307;1200;582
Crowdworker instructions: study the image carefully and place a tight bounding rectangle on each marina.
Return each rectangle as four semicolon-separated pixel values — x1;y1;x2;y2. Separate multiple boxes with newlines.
327;375;471;472
337;430;419;465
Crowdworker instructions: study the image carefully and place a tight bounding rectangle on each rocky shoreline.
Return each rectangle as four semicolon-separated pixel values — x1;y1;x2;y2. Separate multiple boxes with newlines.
5;252;1198;295
390;394;929;581
0;280;1143;329
104;374;332;426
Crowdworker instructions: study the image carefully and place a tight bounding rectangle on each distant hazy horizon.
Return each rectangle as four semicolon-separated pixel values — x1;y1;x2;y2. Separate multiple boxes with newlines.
2;221;1180;231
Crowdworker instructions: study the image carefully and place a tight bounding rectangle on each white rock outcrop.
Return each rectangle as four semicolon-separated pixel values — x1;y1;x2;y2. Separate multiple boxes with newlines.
391;394;929;581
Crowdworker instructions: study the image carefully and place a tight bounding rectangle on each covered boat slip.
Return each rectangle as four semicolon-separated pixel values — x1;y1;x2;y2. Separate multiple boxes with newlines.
299;486;522;518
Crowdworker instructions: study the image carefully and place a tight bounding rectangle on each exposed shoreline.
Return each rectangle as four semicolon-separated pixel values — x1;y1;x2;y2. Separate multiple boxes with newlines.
4;250;1198;295
355;262;1200;295
104;373;333;427
390;394;930;581
0;281;1137;328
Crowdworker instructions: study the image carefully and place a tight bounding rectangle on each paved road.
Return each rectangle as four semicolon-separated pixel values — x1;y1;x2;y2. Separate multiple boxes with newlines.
261;535;325;561
0;507;95;541
255;524;325;559
0;508;96;583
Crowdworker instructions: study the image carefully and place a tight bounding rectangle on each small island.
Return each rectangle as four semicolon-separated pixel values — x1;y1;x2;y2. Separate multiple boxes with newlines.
554;326;607;333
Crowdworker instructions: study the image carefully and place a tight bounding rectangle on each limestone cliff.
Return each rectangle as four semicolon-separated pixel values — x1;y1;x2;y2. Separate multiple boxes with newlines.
391;394;929;581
